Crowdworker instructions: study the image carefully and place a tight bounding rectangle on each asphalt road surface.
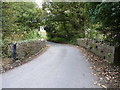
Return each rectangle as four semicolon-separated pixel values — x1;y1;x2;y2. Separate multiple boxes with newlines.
1;42;101;88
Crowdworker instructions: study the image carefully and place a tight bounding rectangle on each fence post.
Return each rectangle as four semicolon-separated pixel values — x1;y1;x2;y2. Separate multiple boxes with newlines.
114;45;120;64
11;43;17;61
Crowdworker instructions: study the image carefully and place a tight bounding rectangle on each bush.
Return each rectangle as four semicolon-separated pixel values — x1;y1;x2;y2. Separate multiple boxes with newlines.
69;38;77;45
50;37;67;43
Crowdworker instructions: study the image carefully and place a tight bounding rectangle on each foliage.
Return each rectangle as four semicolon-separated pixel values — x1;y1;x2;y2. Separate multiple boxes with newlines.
43;2;120;44
86;2;120;44
2;2;42;43
2;2;43;58
49;37;67;43
42;2;86;42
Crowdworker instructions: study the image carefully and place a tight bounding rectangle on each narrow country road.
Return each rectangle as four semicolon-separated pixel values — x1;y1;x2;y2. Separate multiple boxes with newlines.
1;42;101;88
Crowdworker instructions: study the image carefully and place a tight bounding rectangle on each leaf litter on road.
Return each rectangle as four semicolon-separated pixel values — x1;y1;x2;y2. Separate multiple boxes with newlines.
77;46;120;88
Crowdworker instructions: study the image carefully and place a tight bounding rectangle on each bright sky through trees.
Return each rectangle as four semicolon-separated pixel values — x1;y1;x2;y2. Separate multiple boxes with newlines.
34;0;43;8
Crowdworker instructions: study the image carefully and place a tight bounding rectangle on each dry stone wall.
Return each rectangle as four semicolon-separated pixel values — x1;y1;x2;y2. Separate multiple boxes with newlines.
8;40;46;60
77;38;120;64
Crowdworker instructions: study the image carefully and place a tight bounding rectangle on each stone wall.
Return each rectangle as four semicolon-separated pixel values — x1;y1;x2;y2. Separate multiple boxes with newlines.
8;40;46;60
77;38;120;64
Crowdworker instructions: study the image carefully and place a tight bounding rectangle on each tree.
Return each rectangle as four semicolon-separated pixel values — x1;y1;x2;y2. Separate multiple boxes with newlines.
42;2;86;42
86;2;120;44
2;2;42;42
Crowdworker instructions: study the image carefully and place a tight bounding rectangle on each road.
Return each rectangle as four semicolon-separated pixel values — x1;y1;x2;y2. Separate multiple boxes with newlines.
1;42;101;88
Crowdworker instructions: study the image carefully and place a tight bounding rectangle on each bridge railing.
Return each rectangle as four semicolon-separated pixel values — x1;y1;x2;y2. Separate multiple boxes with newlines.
77;38;120;64
7;40;46;61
